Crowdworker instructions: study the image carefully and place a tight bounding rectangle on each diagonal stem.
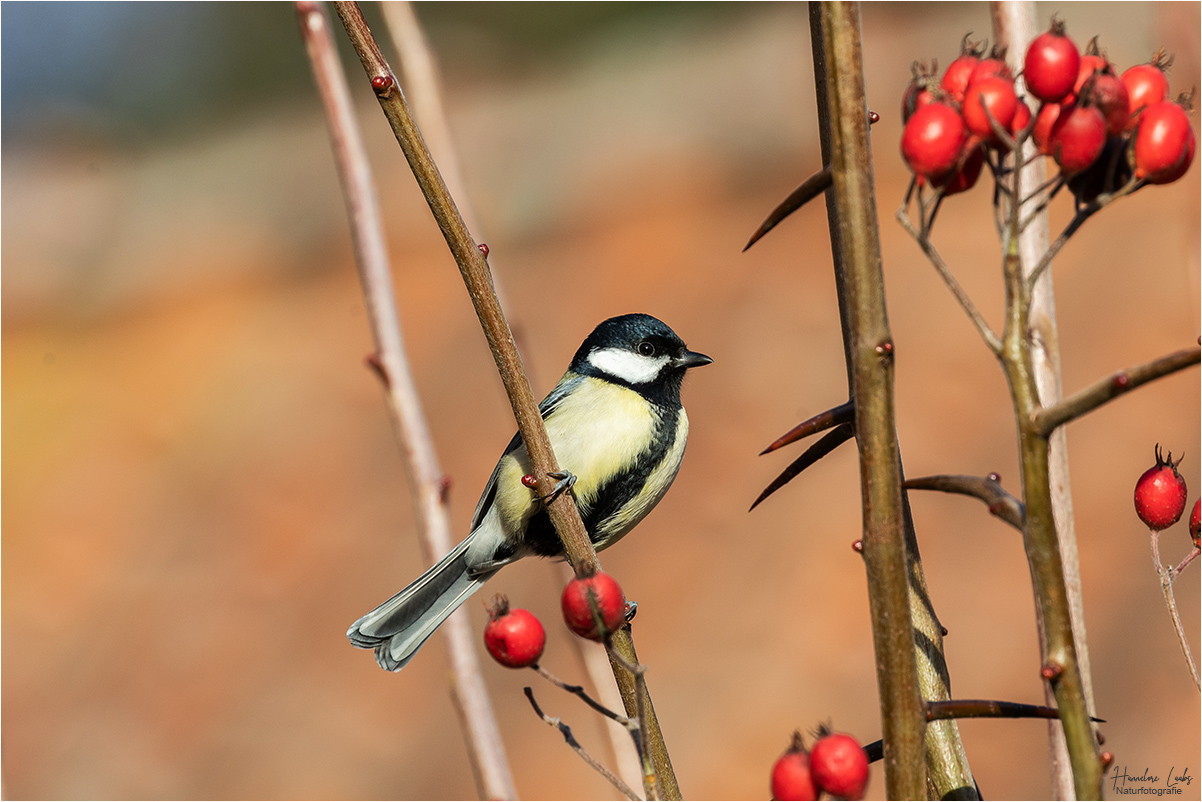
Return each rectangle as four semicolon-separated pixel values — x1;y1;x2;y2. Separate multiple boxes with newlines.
330;3;679;796
295;4;515;797
1032;347;1201;436
896;210;1003;355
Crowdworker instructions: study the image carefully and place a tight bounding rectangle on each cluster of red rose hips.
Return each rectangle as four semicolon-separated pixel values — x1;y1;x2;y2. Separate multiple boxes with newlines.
481;571;627;669
1134;444;1199;549
771;727;870;801
901;19;1196;201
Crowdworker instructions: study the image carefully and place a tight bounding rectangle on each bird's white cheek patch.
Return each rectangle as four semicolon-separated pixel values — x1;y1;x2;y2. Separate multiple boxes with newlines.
587;347;669;385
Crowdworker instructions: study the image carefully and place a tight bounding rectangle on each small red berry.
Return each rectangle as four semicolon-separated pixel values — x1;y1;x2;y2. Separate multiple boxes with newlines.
962;76;1019;146
561;571;625;641
1134;446;1189;531
1024;19;1080;103
1123;52;1173;124
521;473;539;488
483;596;545;668
1048;102;1107;175
968;55;1012;86
940;144;985;196
771;732;818;801
1032;102;1062;154
1010;99;1033;137
901;102;967;182
810;729;870;800
1080;71;1131;136
1133;99;1196;184
1189;499;1200;548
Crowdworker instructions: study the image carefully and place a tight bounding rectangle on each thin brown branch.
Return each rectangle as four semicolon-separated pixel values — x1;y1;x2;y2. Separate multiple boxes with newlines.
994;4;1102;796
903;474;1025;530
533;664;631;725
523;688;641;802
295;4;515;798
1170;546;1201;582
383;5;640;784
605;643;657;801
330;4;679;796
1024;174;1144;293
896;209;1003;354
814;4;926;797
1150;533;1201;689
1033;348;1201;436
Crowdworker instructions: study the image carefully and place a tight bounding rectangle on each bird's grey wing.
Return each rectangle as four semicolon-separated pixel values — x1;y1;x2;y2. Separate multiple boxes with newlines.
467;373;584;531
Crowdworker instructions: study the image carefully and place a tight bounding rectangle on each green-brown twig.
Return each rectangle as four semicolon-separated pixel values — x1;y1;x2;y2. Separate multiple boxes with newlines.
330;3;679;796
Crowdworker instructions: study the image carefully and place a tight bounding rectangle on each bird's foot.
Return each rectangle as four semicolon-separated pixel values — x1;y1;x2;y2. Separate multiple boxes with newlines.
540;470;577;504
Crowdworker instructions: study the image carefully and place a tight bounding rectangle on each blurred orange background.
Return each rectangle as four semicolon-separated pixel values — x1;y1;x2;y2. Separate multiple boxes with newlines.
3;2;1199;799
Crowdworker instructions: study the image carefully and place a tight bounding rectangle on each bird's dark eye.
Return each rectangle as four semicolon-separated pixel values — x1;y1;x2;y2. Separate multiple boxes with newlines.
637;341;656;357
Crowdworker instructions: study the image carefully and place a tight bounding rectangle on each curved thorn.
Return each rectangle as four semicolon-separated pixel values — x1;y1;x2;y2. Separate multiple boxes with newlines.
760;400;855;455
750;423;854;511
744;167;833;251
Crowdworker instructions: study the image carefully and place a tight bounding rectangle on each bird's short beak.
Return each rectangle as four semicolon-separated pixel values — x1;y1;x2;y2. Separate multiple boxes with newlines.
677;350;713;369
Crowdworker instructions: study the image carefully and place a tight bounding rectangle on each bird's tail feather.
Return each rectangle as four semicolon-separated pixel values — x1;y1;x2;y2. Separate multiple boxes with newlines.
347;536;496;671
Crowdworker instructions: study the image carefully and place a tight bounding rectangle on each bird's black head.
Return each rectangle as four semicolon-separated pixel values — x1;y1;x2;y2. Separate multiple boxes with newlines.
570;314;712;403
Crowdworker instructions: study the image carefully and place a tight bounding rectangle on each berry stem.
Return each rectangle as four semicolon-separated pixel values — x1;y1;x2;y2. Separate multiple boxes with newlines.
533;664;633;726
522;688;642;801
1169;546;1200;581
1149;532;1201;689
895;210;1003;354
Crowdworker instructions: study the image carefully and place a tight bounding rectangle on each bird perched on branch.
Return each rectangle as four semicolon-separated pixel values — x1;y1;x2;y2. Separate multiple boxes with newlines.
348;313;712;671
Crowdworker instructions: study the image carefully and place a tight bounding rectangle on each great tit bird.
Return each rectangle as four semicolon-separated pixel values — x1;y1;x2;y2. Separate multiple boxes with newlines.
348;313;712;671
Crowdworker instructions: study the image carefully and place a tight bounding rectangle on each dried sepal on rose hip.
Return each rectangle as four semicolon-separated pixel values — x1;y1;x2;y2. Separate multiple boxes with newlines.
1134;445;1189;531
941;33;986;104
809;725;870;801
901;60;939;123
561;570;625;642
482;595;545;668
771;731;818;801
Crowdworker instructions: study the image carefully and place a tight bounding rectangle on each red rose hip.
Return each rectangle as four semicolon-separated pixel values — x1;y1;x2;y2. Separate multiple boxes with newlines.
901;102;966;181
483;597;545;668
1133;100;1196;184
771;732;817;801
561;571;626;641
1134;446;1189;531
1024;19;1080;103
810;730;870;800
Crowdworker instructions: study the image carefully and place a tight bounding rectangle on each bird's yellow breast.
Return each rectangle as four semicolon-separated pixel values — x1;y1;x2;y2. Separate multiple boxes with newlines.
492;378;659;533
